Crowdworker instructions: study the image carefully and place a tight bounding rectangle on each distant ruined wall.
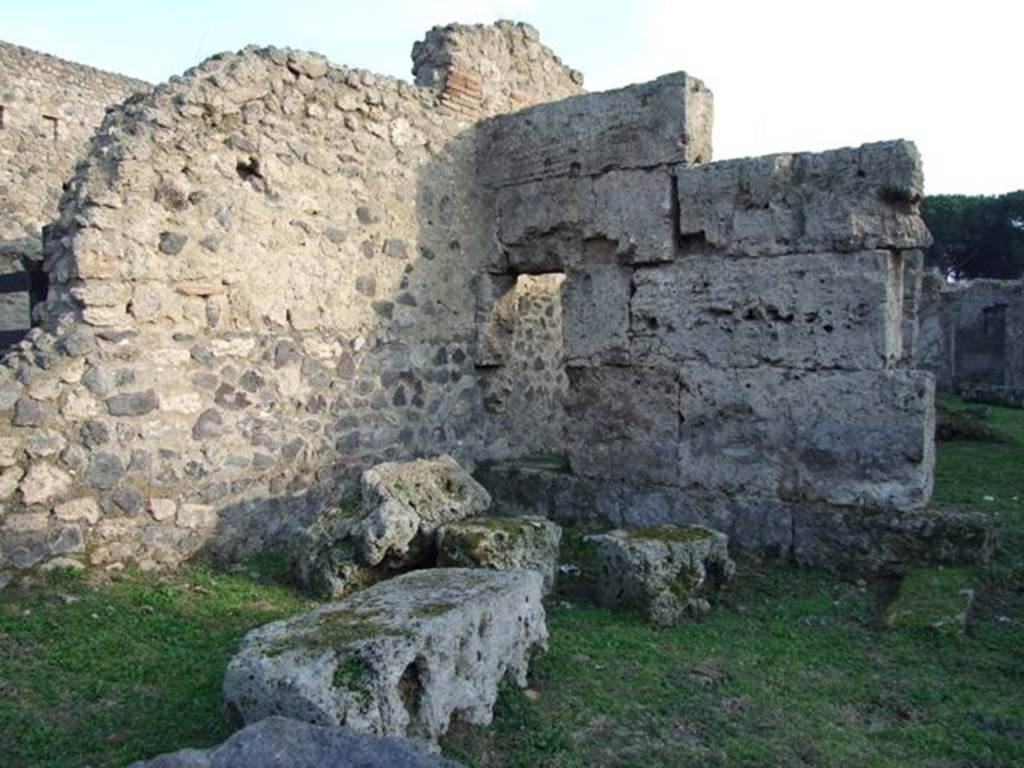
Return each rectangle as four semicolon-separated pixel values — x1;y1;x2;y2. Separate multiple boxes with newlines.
917;275;1024;400
0;23;582;583
0;41;148;330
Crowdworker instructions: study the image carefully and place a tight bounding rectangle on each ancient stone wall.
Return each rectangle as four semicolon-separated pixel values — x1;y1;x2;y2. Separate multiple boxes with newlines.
917;275;1024;403
0;21;952;585
0;24;583;584
476;77;937;565
0;41;148;331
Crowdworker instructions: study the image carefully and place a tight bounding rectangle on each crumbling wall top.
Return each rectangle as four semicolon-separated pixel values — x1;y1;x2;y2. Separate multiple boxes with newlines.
411;20;584;117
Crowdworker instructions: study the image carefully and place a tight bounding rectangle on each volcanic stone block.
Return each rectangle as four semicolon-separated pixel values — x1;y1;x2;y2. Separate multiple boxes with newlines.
790;369;935;510
292;455;492;596
677;364;935;510
586;525;735;627
222;569;547;746
128;716;466;768
565;366;680;485
436;515;562;594
631;250;905;370
479;72;712;188
496;169;675;271
563;257;632;366
676;140;931;256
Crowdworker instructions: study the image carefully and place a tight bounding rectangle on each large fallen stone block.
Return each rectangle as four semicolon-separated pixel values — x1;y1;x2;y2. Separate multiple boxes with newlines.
676;140;931;256
479;72;712;189
292;456;492;596
677;365;935;510
436;515;562;594
128;716;465;768
586;525;735;627
223;568;546;745
357;456;492;567
564;366;680;486
631;250;906;370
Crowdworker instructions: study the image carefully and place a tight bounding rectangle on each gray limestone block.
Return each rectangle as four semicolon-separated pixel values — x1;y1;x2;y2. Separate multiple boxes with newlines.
564;366;680;486
562;258;632;366
676;140;931;256
436;515;562;594
676;364;935;510
127;716;465;768
790;505;999;574
586;525;735;627
496;169;675;270
790;369;935;510
478;72;712;189
222;568;547;746
631;251;905;370
105;389;158;416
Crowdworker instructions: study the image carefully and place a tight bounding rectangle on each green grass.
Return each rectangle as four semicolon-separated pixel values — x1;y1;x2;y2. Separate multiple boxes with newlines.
0;555;313;768
2;400;1023;767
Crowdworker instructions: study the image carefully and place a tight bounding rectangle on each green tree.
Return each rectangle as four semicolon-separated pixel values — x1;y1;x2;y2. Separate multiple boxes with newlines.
922;191;1024;279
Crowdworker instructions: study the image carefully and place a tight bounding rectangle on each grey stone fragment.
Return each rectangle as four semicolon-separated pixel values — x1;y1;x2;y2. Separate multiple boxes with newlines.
57;329;98;357
676;140;931;256
223;569;546;746
479;72;712;188
12;398;46;426
587;525;735;627
0;382;21;411
158;231;188;255
437;515;562;594
127;716;465;768
193;408;225;440
84;452;124;489
105;389;158;416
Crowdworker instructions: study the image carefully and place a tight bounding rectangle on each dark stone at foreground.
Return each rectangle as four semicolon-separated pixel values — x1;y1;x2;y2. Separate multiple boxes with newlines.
127;716;465;768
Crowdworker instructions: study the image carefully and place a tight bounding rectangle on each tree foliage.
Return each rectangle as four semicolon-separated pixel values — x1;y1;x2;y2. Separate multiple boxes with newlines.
921;191;1024;279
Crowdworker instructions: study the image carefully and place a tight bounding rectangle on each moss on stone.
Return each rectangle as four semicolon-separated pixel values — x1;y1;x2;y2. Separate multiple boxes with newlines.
416;601;456;618
263;606;404;658
331;652;369;690
630;525;713;544
668;565;702;599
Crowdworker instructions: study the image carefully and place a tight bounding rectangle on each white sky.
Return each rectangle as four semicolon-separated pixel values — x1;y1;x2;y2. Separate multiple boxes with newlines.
4;0;1021;195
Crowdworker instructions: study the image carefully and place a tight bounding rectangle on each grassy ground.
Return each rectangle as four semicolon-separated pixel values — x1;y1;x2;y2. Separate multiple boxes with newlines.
1;401;1022;767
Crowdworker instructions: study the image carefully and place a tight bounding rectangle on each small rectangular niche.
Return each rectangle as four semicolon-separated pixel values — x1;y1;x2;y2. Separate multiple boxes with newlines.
42;114;59;140
0;105;5;128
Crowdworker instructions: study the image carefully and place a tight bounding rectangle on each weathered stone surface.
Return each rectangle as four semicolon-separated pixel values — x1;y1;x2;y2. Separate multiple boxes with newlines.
631;251;906;370
675;141;930;256
290;499;380;599
496;169;674;270
436;515;562;594
105;389;158;416
479;73;712;188
586;525;735;627
127;716;464;768
676;365;934;510
223;568;546;745
20;462;72;505
791;506;998;573
354;455;491;568
564;366;680;486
